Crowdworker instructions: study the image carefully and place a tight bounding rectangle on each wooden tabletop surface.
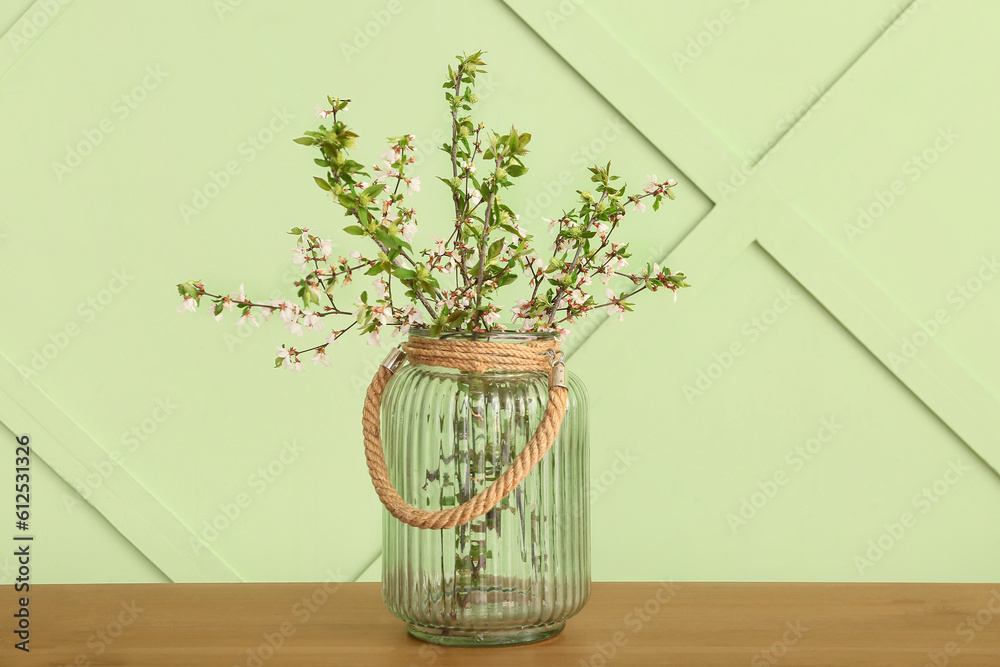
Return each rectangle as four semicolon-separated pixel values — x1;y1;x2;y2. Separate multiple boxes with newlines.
4;582;999;666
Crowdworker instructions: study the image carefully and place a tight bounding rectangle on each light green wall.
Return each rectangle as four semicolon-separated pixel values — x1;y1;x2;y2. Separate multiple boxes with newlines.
1;0;998;585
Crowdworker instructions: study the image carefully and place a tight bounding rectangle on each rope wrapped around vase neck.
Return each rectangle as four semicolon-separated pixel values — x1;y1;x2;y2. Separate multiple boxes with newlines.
362;334;568;530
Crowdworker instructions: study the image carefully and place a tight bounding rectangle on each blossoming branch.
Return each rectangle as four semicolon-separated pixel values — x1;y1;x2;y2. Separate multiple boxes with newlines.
177;51;689;370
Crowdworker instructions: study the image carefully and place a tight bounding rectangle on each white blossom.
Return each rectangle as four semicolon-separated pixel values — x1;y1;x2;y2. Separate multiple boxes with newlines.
229;283;247;303
401;221;418;243
605;288;625;322
178;296;197;313
237;310;259;327
379;146;402;163
304;312;324;331
405;176;421;196
312;348;331;366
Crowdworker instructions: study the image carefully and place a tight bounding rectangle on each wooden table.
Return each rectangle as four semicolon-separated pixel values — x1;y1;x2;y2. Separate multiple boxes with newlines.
4;582;999;665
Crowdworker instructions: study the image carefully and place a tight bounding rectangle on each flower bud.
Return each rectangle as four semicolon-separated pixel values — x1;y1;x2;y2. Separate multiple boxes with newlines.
495;167;508;180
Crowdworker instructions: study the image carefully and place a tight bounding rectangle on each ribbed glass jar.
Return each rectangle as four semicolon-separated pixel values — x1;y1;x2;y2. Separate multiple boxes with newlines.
380;331;590;646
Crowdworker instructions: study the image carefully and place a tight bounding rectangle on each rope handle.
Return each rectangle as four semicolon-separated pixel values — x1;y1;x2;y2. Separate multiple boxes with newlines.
362;344;569;530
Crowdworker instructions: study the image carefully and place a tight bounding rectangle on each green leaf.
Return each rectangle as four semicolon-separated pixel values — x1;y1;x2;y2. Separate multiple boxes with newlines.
343;225;366;236
487;238;504;262
275;357;285;368
392;267;416;280
314;176;332;191
288;227;303;236
506;164;528;178
293;136;315;146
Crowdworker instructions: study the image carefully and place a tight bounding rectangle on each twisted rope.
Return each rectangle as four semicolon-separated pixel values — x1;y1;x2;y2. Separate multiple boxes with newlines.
362;336;569;530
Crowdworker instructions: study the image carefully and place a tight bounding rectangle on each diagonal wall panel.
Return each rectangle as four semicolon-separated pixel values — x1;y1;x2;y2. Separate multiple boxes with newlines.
1;0;997;585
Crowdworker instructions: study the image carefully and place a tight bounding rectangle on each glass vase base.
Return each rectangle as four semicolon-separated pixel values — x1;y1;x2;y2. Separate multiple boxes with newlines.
407;621;565;647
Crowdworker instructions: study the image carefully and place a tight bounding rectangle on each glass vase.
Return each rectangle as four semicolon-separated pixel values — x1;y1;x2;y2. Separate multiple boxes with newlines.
379;331;590;646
